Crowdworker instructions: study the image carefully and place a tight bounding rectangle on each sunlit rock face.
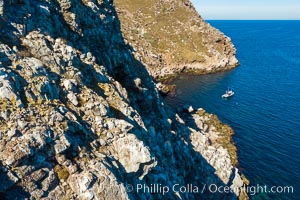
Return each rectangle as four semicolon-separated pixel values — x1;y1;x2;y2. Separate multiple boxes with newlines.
115;0;239;81
0;0;247;199
0;0;3;16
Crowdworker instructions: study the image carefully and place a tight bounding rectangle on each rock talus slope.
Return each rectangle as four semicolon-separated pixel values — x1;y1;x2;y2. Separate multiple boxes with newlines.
0;0;247;199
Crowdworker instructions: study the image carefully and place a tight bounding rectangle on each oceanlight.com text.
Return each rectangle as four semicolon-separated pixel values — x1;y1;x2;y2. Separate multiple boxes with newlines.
241;184;294;196
125;183;294;196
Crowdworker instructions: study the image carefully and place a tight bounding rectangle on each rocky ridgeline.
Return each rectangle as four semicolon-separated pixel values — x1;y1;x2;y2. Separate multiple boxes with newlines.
115;0;239;82
0;0;247;199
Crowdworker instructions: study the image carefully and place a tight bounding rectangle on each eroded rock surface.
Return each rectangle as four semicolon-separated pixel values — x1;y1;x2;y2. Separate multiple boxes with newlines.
0;0;247;199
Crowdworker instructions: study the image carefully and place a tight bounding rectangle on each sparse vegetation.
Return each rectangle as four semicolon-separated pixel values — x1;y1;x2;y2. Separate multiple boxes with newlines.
115;0;216;64
54;164;70;181
197;110;239;166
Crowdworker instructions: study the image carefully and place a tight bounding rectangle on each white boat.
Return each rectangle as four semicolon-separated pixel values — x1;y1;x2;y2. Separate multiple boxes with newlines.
222;89;234;98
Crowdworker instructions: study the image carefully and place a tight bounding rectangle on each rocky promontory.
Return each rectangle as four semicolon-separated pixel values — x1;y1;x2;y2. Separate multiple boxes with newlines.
1;0;247;199
115;0;239;81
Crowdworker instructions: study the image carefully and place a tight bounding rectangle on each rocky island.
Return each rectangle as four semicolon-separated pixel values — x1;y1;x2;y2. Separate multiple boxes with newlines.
0;0;247;199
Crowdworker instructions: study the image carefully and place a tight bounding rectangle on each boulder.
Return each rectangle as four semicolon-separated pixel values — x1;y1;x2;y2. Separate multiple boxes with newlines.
113;134;152;173
183;104;194;113
67;92;79;106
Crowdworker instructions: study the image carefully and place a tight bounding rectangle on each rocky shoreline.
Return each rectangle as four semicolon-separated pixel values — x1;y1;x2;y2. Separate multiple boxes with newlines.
156;61;239;84
179;107;249;199
1;0;248;199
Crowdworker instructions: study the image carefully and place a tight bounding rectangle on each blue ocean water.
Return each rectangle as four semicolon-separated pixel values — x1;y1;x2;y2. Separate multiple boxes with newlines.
165;20;300;199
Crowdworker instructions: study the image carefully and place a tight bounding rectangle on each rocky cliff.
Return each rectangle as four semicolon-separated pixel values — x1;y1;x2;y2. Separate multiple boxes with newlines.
115;0;239;81
0;0;247;199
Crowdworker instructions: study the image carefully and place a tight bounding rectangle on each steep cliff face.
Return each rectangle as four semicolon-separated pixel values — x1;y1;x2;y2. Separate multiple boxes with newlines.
0;0;247;199
115;0;239;81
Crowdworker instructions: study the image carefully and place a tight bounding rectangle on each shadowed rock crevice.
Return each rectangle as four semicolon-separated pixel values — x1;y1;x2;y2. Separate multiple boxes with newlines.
0;0;248;199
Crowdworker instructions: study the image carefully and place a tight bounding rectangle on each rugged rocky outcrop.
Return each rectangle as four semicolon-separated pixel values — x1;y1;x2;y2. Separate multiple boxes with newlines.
115;0;239;81
0;0;247;199
0;0;3;16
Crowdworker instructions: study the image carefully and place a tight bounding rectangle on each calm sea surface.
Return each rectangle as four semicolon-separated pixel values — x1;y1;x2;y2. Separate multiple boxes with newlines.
165;20;300;199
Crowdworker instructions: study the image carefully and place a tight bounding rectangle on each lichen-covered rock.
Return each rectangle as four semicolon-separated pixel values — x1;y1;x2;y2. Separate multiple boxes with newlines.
0;0;248;199
0;68;23;107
